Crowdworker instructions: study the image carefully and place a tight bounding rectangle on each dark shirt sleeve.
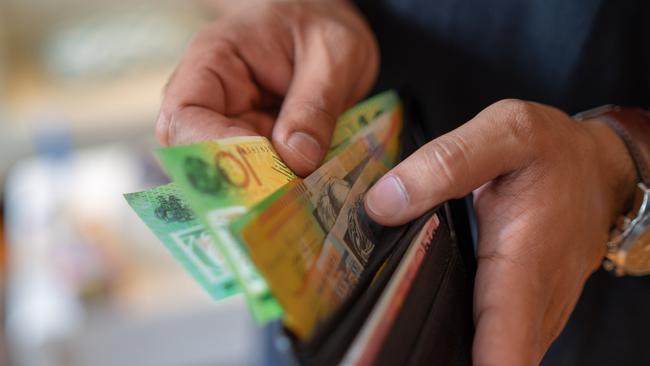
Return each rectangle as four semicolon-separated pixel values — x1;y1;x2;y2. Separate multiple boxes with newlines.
354;0;650;137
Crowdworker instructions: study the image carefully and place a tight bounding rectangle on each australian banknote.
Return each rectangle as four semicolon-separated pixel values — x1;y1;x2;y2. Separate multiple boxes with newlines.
156;136;294;322
232;108;401;338
326;90;400;160
313;154;389;312
125;90;402;327
124;183;239;300
230;135;380;337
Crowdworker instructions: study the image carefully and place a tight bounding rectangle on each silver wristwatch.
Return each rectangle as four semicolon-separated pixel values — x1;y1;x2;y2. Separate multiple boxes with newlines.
575;105;650;276
604;183;650;275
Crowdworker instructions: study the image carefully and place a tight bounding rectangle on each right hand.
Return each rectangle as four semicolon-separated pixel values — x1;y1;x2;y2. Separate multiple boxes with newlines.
156;0;379;176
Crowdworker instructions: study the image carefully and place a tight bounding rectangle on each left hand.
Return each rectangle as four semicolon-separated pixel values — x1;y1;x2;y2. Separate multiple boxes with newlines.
156;0;378;177
364;99;637;365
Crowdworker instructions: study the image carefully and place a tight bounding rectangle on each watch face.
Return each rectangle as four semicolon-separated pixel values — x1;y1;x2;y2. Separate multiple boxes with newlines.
622;216;650;275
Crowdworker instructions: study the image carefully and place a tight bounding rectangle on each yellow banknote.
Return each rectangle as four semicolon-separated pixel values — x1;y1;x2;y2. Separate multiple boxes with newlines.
313;155;389;312
230;136;379;337
233;133;396;338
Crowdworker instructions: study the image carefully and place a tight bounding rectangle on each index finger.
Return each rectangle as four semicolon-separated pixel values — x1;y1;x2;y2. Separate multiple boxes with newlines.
156;20;293;145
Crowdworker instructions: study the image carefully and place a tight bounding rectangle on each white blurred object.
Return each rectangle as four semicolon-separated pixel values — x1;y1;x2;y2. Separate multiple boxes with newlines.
43;11;197;79
5;143;262;366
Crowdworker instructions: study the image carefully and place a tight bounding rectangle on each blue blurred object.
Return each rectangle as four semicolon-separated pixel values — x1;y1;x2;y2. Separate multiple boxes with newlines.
32;119;74;160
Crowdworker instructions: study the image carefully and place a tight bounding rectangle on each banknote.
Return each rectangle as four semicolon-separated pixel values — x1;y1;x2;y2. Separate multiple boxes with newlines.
313;154;389;316
156;136;295;323
232;136;394;338
326;90;400;161
302;106;401;229
230;135;380;338
124;183;239;300
330;96;403;172
342;214;440;366
125;91;402;327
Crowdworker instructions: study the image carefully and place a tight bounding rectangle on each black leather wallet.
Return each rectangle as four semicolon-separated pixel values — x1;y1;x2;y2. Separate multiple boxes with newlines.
269;94;477;365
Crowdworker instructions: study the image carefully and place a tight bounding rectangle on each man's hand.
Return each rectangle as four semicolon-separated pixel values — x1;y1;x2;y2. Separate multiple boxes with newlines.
156;0;378;176
365;100;637;365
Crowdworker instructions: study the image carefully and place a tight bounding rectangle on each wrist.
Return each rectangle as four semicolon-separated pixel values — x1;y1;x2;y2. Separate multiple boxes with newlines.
582;120;637;224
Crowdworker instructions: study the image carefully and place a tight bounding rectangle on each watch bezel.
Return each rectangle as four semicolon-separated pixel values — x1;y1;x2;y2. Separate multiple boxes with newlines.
607;183;650;275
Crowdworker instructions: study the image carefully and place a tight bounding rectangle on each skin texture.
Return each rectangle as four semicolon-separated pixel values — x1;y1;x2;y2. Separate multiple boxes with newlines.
156;0;378;177
158;1;637;364
364;100;636;364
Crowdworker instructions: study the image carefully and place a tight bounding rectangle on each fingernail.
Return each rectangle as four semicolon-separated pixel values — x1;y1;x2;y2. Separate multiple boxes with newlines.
366;175;409;218
287;132;322;168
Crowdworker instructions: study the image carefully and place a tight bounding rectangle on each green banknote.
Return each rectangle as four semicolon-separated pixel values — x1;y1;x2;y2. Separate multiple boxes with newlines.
156;136;293;323
125;90;401;325
326;90;400;161
124;183;239;300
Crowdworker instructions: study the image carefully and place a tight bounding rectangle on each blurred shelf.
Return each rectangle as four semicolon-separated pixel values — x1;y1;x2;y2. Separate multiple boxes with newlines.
0;67;172;187
0;3;209;185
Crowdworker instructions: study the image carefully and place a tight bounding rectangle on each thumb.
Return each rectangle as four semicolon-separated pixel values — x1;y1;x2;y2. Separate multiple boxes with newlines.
365;100;536;226
271;56;348;177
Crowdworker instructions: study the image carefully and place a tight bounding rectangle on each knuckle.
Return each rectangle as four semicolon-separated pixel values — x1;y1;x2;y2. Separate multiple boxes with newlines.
198;40;234;68
177;38;232;90
501;99;538;135
492;99;547;152
287;95;338;125
421;133;472;194
492;98;531;115
322;20;354;46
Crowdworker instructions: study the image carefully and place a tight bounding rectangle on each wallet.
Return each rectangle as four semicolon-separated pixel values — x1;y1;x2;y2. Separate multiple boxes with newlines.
267;93;477;366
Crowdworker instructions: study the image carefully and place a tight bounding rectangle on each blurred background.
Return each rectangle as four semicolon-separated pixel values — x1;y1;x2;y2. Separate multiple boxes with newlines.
0;0;266;365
